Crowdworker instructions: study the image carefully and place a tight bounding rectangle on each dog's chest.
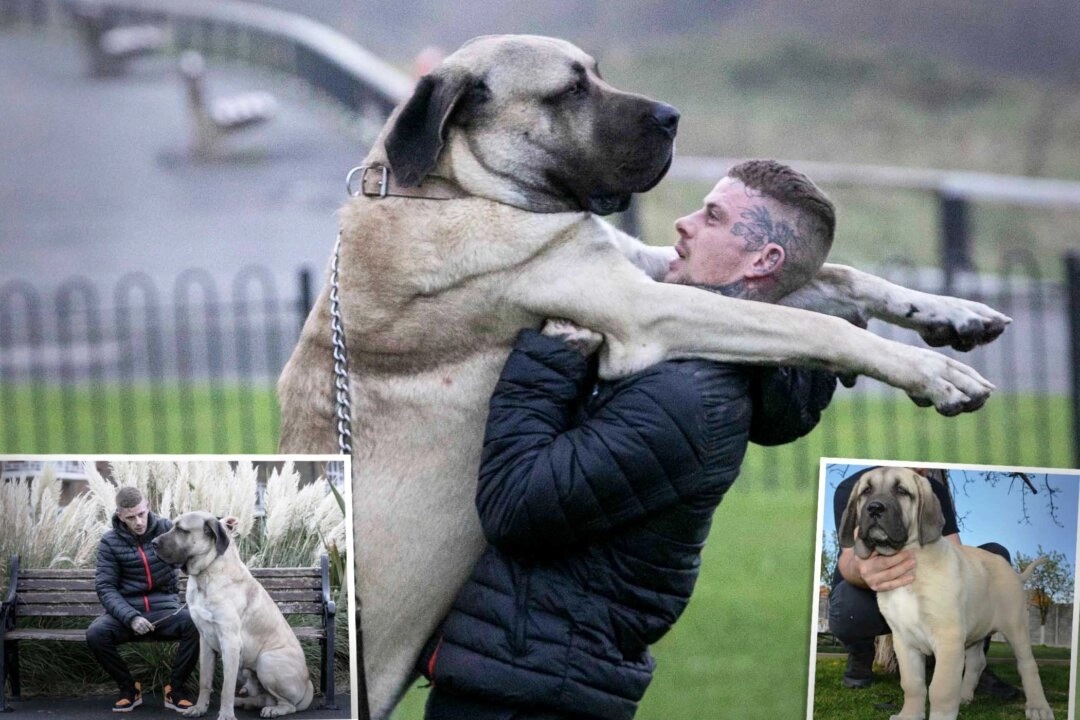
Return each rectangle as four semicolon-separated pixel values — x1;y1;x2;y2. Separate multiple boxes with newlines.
186;579;232;642
878;586;934;654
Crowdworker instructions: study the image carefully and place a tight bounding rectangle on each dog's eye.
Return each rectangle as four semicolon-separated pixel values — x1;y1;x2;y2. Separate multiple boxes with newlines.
564;79;587;97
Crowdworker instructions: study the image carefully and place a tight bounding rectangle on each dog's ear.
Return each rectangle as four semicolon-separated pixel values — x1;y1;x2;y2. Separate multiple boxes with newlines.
838;480;874;559
205;517;231;557
916;475;945;546
386;72;472;187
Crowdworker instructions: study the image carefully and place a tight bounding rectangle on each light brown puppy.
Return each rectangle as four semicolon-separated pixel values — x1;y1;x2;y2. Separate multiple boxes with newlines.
839;468;1053;720
278;35;1008;718
154;512;314;720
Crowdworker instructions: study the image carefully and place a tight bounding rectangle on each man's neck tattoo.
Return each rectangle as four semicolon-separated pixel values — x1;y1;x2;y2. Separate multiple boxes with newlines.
692;279;770;302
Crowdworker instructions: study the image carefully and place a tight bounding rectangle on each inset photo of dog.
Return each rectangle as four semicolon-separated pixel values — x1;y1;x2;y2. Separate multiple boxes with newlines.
0;456;356;719
809;460;1079;720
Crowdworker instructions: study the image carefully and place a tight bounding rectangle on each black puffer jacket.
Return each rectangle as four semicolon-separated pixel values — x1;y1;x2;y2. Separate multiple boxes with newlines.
95;511;180;625
424;330;836;719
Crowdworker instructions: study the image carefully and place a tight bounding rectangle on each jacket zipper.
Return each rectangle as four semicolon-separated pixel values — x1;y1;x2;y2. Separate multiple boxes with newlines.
136;544;153;613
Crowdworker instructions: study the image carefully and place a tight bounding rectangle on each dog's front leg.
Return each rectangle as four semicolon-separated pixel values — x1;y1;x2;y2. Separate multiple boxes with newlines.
781;264;1010;351
926;633;964;720
183;636;215;717
890;634;928;720
512;247;995;415
216;636;242;720
602;225;676;280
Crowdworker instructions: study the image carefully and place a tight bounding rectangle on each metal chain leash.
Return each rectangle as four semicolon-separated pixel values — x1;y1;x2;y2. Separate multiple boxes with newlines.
330;231;353;456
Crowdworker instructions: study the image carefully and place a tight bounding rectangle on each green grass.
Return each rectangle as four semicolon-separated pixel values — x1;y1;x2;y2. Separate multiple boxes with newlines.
0;382;280;453
0;384;1070;468
813;645;1071;719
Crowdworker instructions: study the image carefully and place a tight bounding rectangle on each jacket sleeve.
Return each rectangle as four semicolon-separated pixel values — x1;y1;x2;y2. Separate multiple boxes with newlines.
95;537;138;626
747;366;837;446
476;329;712;554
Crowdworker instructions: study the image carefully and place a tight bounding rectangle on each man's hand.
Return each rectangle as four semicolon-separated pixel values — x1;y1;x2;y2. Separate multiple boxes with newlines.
130;616;154;635
542;318;603;357
855;549;916;592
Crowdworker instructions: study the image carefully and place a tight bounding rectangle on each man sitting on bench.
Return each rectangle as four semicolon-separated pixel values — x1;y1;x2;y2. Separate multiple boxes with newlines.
86;487;198;714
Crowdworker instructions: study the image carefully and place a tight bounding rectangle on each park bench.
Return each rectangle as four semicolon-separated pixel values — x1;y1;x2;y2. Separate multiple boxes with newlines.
66;0;168;77
0;554;337;713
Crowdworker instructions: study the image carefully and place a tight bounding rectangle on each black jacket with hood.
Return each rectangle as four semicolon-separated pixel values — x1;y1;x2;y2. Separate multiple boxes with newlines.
95;511;180;626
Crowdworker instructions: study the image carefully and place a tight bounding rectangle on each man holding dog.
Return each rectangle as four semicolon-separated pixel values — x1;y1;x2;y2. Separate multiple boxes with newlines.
86;487;197;713
419;160;839;719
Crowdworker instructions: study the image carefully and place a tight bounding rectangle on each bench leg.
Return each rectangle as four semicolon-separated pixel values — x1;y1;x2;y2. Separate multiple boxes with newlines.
1;640;12;712
322;632;336;711
7;644;18;701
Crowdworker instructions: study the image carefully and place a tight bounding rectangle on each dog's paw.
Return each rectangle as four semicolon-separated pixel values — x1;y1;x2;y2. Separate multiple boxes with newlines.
260;706;296;718
1026;706;1054;720
183;705;209;718
911;296;1011;352
542;318;603;356
216;712;238;720
902;348;994;416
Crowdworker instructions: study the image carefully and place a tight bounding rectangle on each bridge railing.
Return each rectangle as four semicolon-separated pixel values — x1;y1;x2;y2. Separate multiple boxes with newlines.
1;0;412;114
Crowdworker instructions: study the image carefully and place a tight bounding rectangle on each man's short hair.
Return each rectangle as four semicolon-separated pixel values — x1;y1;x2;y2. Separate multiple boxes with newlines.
728;159;835;298
115;486;144;510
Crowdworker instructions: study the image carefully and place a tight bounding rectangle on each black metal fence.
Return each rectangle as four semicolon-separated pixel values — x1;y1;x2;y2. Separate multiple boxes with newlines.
0;255;1075;478
0;267;311;453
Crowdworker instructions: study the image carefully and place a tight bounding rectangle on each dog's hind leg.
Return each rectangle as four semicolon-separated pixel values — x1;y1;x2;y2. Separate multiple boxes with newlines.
958;643;985;703
999;622;1054;720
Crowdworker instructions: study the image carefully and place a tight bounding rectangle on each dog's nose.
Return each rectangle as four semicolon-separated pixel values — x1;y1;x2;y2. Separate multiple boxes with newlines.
866;500;885;519
151;537;160;547
650;103;680;138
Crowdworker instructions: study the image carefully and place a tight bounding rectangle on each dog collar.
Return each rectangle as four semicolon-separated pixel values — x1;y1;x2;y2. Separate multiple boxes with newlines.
346;164;469;201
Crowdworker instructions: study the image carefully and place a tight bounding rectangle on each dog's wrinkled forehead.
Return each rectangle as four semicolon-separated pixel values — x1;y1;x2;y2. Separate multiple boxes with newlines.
445;34;596;91
177;510;214;532
858;467;920;502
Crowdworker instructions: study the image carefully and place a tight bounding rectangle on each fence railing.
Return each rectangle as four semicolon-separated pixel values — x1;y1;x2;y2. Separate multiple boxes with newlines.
0;256;1073;475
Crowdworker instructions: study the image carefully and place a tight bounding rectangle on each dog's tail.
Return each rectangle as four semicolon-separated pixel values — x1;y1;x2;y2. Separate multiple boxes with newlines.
1019;556;1047;583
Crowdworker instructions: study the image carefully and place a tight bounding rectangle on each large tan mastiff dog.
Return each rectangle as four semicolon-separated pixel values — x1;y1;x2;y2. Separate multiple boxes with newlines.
153;512;314;720
277;35;1009;718
838;468;1053;720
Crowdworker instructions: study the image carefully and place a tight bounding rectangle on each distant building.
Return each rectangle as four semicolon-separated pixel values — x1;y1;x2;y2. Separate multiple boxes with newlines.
0;460;99;505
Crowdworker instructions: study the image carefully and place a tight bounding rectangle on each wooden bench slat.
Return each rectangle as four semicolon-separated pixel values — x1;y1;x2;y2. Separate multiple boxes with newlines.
16;569;97;579
17;578;98;591
16;592;101;605
245;577;320;589
250;568;321;578
16;604;104;616
6;628;87;641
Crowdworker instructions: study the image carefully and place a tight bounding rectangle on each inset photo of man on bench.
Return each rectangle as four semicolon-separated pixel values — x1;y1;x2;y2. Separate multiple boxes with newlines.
809;459;1080;720
0;456;356;720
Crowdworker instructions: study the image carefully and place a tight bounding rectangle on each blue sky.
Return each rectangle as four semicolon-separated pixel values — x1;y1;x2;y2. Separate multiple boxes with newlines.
819;460;1080;594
